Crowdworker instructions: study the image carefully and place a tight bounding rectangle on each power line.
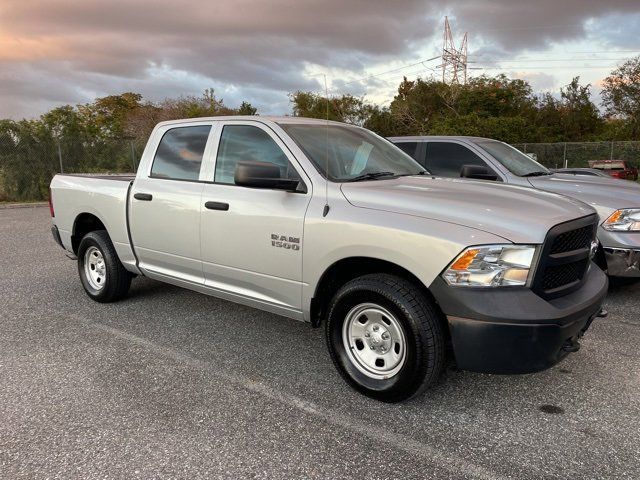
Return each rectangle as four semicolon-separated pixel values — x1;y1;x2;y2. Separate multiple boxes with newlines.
473;23;583;32
302;57;439;95
524;50;639;54
344;67;439;90
339;55;441;87
470;65;620;70
300;28;637;96
472;57;636;63
350;64;440;86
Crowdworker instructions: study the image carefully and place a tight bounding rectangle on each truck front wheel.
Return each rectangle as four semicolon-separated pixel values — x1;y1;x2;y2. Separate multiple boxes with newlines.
326;274;445;402
77;230;131;303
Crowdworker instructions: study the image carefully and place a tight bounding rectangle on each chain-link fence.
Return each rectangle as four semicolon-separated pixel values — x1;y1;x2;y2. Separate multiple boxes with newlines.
1;137;639;202
512;141;640;170
0;138;141;202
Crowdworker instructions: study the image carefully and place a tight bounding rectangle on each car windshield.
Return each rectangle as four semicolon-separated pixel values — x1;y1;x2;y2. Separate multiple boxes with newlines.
278;122;426;181
474;140;551;177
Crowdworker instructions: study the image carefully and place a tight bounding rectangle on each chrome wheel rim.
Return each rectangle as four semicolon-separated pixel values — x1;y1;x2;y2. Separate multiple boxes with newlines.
84;246;106;291
342;303;407;380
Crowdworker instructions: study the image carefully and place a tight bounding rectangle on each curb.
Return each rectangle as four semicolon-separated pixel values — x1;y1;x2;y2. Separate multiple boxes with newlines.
0;202;48;210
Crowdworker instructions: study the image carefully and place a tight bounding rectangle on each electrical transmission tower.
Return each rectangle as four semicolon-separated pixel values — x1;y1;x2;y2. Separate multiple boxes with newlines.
441;16;468;84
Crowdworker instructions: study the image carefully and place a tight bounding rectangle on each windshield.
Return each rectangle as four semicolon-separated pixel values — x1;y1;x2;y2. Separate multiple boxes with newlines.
278;123;425;181
475;140;550;177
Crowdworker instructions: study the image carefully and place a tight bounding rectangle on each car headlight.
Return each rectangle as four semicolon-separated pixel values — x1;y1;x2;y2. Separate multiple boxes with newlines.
443;245;536;287
602;209;640;232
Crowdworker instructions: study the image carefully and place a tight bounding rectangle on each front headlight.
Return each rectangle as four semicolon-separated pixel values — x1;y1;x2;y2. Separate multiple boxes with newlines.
602;209;640;232
442;245;536;287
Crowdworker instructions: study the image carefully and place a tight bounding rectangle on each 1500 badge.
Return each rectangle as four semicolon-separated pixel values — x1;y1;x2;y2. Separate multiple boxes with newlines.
271;234;300;251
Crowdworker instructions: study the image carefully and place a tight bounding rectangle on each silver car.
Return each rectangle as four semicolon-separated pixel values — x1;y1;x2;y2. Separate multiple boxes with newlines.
390;136;640;277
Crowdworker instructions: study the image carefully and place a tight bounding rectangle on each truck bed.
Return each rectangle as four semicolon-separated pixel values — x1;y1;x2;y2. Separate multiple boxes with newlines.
50;173;138;272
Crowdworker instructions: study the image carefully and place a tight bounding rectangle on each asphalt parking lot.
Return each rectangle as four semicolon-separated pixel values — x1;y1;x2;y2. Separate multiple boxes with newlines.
1;206;639;479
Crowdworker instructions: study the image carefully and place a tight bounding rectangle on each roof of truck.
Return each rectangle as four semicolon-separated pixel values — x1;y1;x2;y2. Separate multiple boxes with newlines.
155;116;349;128
387;135;495;142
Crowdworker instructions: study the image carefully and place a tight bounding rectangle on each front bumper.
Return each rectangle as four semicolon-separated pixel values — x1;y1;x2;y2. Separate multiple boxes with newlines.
430;264;608;374
598;228;640;277
604;248;640;277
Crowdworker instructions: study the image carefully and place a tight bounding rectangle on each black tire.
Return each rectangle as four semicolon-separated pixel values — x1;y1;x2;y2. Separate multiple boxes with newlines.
77;230;132;303
326;274;445;402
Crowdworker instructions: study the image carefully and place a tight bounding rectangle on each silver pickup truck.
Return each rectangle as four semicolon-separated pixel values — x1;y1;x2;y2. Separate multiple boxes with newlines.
50;117;607;402
390;136;640;277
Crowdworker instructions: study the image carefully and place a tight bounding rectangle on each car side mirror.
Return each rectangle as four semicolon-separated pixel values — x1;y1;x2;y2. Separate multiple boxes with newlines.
460;164;498;181
234;161;305;192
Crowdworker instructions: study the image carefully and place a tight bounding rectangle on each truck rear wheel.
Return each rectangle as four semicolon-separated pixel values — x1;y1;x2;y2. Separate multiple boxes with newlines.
326;274;445;402
77;230;131;303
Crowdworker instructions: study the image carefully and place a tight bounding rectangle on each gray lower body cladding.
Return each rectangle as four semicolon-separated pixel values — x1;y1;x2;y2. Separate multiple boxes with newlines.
430;265;608;374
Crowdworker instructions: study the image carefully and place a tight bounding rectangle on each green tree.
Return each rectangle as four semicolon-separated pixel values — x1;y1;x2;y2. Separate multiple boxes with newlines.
558;77;601;141
0;119;59;200
79;92;143;139
387;77;451;135
457;75;536;118
124;89;246;141
0;89;260;201
534;93;564;142
289;91;371;125
363;106;397;137
383;75;539;142
237;101;258;115
602;56;640;139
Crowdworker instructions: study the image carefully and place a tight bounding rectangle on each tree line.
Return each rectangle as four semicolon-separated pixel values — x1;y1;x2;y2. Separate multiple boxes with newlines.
0;56;638;201
292;56;640;143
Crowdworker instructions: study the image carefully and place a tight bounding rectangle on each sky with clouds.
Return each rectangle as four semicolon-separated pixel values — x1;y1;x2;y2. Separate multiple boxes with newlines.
1;0;639;119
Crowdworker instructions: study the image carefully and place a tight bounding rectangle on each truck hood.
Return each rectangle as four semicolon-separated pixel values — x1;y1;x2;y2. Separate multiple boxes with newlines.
340;176;595;244
528;174;640;218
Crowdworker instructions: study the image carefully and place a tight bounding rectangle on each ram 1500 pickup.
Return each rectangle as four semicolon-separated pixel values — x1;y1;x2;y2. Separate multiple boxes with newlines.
50;117;607;402
390;136;640;278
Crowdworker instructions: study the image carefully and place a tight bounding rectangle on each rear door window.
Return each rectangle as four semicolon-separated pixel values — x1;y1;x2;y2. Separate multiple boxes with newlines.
395;141;419;160
151;126;211;181
424;142;490;178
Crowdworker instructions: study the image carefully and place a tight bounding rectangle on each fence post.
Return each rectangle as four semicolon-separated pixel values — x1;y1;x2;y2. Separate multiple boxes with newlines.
563;142;567;168
610;141;614;160
129;141;137;172
57;141;64;173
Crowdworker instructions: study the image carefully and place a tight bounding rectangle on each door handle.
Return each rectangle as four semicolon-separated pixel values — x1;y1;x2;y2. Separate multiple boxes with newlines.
204;201;229;211
134;193;153;201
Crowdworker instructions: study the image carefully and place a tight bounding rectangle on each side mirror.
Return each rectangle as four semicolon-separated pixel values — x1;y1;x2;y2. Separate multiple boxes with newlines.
460;164;498;181
234;161;305;192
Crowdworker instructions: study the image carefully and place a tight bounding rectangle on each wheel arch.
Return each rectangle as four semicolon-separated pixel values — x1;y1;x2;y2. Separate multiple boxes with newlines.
309;256;442;328
72;212;108;254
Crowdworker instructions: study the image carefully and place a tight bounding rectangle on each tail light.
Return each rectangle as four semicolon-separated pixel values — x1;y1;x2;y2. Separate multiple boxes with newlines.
48;187;55;217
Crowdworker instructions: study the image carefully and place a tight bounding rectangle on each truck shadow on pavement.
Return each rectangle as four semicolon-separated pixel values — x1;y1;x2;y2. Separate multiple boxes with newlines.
116;275;636;413
40;261;640;478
